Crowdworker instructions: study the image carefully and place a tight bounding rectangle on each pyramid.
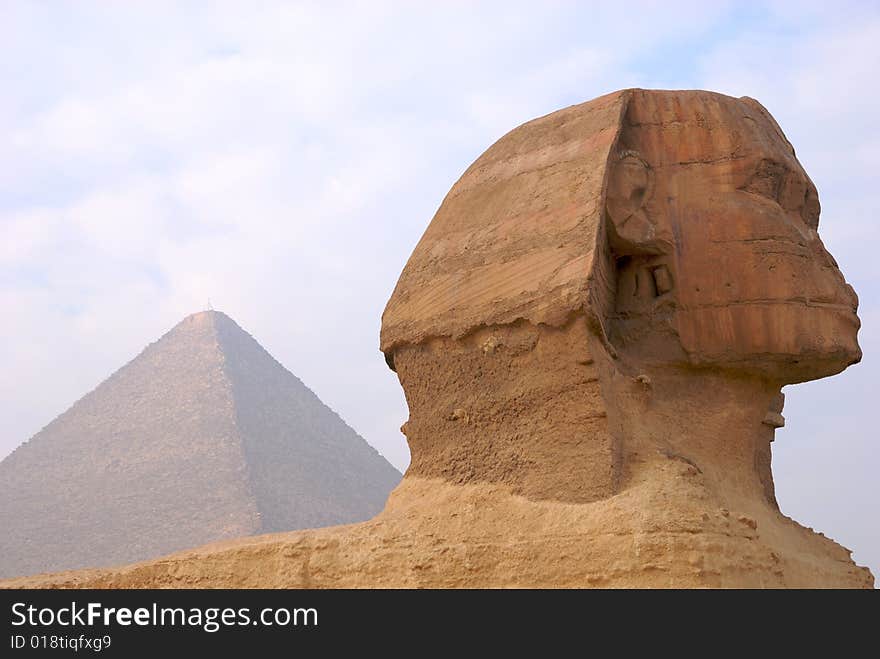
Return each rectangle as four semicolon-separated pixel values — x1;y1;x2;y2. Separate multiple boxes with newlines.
0;310;401;578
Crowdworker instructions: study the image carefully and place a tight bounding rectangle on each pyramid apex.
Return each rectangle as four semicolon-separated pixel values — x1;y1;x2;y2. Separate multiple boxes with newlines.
165;309;240;340
179;309;230;327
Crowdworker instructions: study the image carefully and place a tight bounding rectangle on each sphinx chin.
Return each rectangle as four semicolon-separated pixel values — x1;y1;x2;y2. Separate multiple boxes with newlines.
779;336;863;384
673;298;861;383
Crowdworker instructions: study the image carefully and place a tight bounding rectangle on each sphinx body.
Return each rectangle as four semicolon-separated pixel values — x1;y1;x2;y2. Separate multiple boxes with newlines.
6;89;872;588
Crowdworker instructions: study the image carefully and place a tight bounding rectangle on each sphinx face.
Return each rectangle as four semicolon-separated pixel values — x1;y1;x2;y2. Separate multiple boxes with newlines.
606;91;860;383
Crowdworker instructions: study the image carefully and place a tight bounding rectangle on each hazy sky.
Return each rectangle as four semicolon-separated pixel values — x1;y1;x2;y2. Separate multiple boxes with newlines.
2;1;878;577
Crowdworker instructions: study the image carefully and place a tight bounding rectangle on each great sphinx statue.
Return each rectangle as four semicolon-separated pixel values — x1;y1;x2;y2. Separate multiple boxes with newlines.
8;89;872;588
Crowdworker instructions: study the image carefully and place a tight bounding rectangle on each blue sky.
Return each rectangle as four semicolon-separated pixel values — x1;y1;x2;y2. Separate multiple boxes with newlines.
2;1;878;578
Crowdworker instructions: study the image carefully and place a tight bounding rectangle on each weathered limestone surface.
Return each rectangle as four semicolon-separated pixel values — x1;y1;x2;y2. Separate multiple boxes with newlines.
5;89;872;588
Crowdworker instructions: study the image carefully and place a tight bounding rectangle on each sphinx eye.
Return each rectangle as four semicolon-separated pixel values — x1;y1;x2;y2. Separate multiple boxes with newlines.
802;184;820;230
741;159;786;202
779;171;807;212
741;159;820;230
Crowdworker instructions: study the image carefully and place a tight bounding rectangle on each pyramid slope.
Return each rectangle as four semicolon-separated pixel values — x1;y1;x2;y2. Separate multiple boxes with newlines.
0;311;400;578
213;312;402;531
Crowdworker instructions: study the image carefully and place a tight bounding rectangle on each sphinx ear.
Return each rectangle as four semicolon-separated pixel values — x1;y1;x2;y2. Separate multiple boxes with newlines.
603;150;677;313
605;151;656;248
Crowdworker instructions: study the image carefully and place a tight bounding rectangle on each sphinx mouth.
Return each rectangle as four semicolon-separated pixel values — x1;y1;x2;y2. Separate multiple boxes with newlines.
810;302;863;329
833;304;862;329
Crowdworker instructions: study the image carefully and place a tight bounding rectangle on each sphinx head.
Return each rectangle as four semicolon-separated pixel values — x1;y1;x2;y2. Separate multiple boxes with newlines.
380;89;860;501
